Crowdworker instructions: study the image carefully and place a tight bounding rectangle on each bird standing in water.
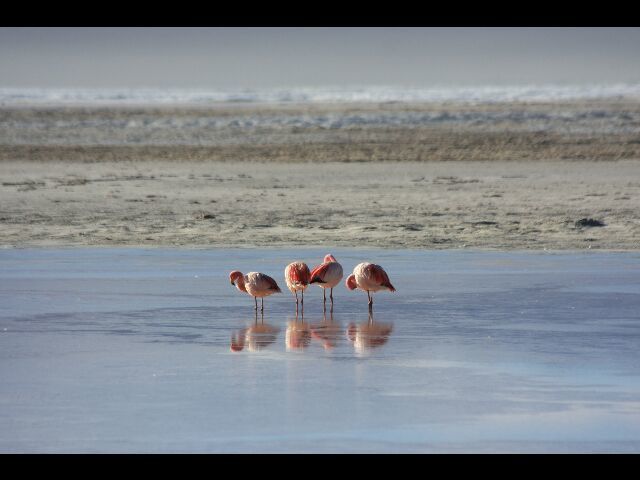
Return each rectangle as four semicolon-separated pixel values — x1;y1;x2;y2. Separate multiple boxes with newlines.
229;270;281;312
284;261;311;314
309;254;343;311
345;262;395;312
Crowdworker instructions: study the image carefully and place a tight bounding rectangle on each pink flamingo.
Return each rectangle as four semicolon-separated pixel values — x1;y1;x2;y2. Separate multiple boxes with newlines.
345;262;396;312
229;270;282;312
309;254;344;311
284;261;311;313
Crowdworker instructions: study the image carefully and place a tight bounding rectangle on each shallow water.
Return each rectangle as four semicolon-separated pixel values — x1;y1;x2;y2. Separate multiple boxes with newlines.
1;248;639;453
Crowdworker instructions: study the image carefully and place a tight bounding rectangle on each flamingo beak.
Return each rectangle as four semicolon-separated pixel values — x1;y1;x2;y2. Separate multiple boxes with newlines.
230;280;235;286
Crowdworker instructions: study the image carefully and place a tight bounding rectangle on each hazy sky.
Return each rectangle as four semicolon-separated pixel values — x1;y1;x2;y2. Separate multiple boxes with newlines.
1;27;640;89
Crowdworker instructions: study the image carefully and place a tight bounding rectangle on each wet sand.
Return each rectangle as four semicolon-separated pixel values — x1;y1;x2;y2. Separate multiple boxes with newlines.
1;159;639;250
1;101;639;250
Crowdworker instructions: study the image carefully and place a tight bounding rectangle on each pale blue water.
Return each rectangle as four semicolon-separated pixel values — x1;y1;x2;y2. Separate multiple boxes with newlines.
1;248;639;453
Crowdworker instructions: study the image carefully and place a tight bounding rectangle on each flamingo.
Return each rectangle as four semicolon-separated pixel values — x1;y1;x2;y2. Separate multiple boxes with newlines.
309;254;343;311
345;262;396;312
284;261;311;313
229;270;281;312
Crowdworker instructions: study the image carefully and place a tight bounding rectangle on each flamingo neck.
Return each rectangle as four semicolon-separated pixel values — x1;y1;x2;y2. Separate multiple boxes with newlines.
235;276;248;293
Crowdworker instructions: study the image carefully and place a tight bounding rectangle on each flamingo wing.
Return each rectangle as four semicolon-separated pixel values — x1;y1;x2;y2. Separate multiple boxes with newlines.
371;264;396;292
257;273;282;292
309;263;331;284
287;263;310;285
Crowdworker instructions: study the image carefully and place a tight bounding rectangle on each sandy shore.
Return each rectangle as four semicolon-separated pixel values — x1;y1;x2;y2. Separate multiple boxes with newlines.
1;159;639;250
1;101;639;250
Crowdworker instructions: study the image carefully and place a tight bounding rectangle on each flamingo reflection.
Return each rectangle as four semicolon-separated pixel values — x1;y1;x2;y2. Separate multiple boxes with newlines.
346;313;393;354
285;313;311;351
310;310;342;350
230;313;280;352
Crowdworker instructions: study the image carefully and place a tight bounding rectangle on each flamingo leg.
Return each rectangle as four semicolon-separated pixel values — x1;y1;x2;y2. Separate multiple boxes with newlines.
261;297;264;313
367;291;373;312
330;288;334;312
254;296;258;311
323;288;326;312
295;290;299;314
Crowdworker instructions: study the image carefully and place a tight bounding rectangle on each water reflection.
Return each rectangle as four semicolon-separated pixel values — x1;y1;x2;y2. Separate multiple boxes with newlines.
230;311;393;355
346;313;394;355
285;313;312;351
230;313;280;352
309;311;342;350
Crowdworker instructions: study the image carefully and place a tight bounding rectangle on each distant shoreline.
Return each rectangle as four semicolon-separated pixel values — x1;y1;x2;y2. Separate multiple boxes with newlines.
2;83;640;107
2;100;640;163
2;96;640;110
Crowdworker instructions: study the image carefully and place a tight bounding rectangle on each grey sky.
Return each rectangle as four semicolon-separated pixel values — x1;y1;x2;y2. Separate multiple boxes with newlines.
1;27;639;88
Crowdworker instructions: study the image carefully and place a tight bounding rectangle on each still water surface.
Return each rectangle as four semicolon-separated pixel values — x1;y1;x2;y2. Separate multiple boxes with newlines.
1;248;639;452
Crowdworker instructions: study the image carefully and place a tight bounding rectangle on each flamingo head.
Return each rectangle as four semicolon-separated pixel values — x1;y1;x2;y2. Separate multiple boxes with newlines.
345;274;357;291
324;254;337;263
229;270;243;286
